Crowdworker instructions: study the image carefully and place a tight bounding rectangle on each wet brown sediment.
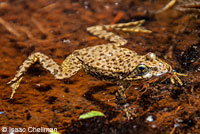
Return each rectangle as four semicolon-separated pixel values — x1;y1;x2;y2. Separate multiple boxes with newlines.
0;0;200;133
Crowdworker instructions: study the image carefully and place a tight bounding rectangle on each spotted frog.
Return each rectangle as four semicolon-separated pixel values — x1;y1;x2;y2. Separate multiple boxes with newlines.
8;20;186;119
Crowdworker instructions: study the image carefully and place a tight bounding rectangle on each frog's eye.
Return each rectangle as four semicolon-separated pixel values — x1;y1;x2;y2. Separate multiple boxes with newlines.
136;64;149;74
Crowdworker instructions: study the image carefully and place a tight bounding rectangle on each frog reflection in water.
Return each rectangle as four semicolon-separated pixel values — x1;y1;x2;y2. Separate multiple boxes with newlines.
8;20;186;119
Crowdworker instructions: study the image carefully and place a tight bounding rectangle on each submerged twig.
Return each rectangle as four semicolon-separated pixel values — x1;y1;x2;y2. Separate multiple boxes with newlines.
157;0;200;14
31;17;47;35
0;2;9;9
157;0;177;13
17;26;33;39
164;45;174;59
0;17;21;37
38;2;59;12
176;1;200;13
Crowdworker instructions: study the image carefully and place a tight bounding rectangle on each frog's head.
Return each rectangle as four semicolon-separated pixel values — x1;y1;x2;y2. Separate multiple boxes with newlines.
129;52;170;80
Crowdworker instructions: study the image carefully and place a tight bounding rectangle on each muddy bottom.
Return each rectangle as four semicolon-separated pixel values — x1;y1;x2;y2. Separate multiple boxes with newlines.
0;0;200;134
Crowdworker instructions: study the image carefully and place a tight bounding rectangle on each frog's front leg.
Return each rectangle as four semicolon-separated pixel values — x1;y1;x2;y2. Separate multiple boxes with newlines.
8;52;82;99
115;83;133;120
115;85;127;105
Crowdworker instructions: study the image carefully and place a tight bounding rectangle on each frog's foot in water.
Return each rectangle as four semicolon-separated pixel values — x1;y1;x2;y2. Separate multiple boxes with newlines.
168;71;188;86
159;70;187;86
165;63;188;86
156;58;187;86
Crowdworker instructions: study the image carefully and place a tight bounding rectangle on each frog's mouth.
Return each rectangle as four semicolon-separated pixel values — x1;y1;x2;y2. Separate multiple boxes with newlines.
152;60;170;77
154;68;169;76
140;68;168;80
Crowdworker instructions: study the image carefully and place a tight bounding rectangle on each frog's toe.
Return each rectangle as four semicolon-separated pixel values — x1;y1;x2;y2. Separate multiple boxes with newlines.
170;72;187;86
170;76;175;85
7;78;16;85
173;75;183;86
9;77;23;99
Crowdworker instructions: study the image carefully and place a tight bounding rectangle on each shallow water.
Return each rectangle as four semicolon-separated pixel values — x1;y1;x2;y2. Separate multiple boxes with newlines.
0;0;199;133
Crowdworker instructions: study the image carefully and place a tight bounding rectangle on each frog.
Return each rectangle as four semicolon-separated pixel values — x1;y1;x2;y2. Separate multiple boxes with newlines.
7;20;187;119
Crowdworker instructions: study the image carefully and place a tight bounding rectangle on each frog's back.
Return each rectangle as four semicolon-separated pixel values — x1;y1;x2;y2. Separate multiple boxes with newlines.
74;44;139;74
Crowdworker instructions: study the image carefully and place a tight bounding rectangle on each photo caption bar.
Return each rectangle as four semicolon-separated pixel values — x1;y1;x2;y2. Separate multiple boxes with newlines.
1;126;58;133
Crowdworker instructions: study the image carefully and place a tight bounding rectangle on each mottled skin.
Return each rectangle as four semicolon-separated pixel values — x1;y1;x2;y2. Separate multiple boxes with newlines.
8;20;186;119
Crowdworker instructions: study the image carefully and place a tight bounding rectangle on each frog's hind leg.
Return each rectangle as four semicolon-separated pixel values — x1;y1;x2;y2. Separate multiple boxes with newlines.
104;20;152;33
86;20;151;47
8;52;81;99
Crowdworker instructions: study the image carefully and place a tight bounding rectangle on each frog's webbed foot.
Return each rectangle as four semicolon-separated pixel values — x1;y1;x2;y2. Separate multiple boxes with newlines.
7;77;23;99
168;71;188;86
158;58;187;86
162;64;187;86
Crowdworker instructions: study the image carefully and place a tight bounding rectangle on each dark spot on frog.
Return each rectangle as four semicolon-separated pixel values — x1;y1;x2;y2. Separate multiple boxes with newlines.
111;58;115;61
82;53;87;56
108;52;113;56
152;67;158;71
53;69;58;75
113;62;117;65
96;62;100;66
100;53;104;56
